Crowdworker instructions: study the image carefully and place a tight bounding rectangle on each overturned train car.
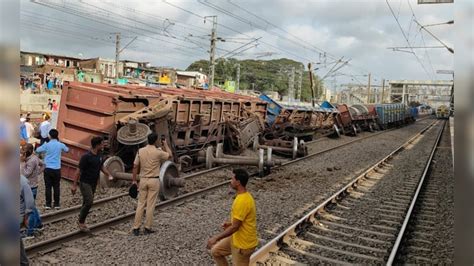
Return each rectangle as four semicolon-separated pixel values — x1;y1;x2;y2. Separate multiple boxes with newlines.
57;82;267;182
258;94;339;141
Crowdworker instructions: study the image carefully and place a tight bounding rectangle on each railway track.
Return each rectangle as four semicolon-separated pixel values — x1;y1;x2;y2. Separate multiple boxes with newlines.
39;165;228;225
392;120;453;264
38;121;411;226
250;120;444;265
26;119;433;257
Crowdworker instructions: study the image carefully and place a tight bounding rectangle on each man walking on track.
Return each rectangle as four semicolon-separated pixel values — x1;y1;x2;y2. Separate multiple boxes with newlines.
131;133;171;236
71;136;113;232
35;129;69;210
207;169;258;266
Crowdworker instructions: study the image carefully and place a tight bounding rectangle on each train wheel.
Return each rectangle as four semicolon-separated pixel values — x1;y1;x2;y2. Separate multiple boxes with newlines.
368;123;374;132
352;124;358;136
333;124;341;138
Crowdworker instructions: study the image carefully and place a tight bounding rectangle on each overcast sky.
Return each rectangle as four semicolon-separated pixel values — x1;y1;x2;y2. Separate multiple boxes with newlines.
20;0;454;88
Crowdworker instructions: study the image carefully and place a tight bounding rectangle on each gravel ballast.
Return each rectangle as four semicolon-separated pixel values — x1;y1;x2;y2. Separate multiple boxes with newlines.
29;119;437;264
394;121;454;264
270;121;444;264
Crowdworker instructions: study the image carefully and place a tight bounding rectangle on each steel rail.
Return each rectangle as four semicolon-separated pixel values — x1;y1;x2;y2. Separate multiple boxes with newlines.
304;115;430;146
40;165;230;224
250;120;438;264
386;120;446;265
26;179;230;256
39;122;405;225
27;119;434;256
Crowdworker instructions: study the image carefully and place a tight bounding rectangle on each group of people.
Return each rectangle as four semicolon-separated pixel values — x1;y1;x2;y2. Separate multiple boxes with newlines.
129;132;258;265
20;74;63;95
20;125;258;265
20;128;69;237
46;99;59;111
20;76;41;93
20;124;70;265
44;75;64;91
20;98;59;143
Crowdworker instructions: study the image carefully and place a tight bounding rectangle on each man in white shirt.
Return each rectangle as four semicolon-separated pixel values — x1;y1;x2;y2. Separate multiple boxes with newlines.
24;116;35;143
39;113;51;146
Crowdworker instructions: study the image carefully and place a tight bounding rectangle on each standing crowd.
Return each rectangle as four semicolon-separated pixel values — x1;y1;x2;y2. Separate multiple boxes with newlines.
19;112;69;265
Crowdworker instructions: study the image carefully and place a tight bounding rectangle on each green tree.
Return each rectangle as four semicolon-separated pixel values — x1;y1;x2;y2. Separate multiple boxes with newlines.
186;58;323;101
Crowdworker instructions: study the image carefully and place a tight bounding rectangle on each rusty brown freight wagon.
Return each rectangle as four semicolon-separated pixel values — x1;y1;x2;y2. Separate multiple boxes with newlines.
57;82;267;183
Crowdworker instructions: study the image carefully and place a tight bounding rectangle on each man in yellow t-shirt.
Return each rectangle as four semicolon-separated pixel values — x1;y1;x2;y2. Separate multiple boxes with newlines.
207;169;258;266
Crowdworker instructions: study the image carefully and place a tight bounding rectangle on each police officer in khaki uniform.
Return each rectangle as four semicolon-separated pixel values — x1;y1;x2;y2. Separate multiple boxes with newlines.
131;133;171;236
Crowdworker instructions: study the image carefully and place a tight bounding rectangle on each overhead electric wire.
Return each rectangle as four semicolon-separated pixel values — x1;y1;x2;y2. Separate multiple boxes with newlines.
225;0;338;60
21;11;112;35
21;14;202;61
385;0;433;79
68;1;215;51
31;0;212;54
81;0;229;53
22;23;198;66
20;23;114;46
407;0;436;78
22;12;200;58
162;0;323;64
198;0;336;61
101;1;211;35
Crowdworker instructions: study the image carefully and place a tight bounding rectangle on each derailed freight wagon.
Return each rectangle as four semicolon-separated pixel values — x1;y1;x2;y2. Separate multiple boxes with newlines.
57;82;267;188
255;94;338;158
258;94;338;140
336;104;378;135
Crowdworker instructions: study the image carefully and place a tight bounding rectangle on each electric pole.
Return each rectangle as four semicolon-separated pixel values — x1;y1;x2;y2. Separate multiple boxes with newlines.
288;66;295;105
381;78;385;103
115;32;121;83
206;16;218;90
367;73;371;104
296;67;303;102
236;63;240;93
308;63;315;107
113;33;137;84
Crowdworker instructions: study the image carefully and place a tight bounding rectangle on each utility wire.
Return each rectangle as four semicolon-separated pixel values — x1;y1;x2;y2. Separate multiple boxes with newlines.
103;1;211;35
199;0;337;60
74;1;217;51
407;0;436;78
31;0;215;57
226;0;338;60
386;0;432;79
162;1;320;63
21;14;201;60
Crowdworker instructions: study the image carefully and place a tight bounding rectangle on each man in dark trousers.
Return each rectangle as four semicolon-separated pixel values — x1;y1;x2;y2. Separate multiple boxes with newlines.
20;175;35;265
20;143;44;237
35;129;69;210
71;136;113;232
207;169;258;266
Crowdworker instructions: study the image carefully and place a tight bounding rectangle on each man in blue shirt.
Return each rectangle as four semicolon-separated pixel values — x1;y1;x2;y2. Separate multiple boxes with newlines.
36;129;69;209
